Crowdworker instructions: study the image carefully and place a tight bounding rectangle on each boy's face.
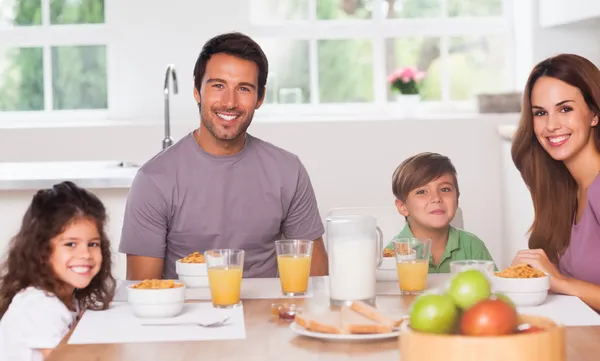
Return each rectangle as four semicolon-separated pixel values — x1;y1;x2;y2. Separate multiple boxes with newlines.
395;173;458;231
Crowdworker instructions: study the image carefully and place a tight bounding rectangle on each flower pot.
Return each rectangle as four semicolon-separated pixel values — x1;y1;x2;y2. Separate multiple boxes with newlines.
395;94;421;103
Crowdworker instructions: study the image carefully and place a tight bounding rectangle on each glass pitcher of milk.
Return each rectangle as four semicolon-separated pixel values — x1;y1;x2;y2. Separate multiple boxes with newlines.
326;214;383;307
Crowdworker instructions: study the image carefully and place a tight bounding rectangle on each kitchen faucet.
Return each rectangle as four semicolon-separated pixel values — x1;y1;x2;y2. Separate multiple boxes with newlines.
163;64;178;150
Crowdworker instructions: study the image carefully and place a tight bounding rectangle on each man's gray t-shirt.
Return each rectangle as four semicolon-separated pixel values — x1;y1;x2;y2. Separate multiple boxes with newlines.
118;132;324;279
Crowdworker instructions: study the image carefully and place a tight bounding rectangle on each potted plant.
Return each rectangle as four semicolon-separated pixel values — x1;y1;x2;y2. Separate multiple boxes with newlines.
388;66;426;103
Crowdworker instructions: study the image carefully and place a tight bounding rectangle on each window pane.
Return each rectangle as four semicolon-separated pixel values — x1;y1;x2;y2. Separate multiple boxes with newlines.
0;47;43;111
250;0;309;23
50;0;104;24
0;0;41;26
52;45;107;110
256;39;310;104
386;37;441;101
448;0;503;17
318;39;373;103
449;36;507;100
317;0;371;20
387;0;441;18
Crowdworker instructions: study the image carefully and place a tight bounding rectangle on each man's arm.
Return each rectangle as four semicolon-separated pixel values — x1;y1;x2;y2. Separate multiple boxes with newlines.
126;255;164;280
310;237;329;276
119;170;169;280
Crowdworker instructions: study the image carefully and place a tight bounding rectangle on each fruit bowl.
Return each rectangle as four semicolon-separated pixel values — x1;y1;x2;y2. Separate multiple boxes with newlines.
399;314;565;361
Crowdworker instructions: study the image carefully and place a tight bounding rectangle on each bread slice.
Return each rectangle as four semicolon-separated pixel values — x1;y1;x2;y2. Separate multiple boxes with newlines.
349;301;405;328
341;306;393;334
295;311;347;334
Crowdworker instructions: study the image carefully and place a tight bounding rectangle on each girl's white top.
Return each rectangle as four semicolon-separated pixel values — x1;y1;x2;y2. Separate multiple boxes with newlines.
0;287;78;361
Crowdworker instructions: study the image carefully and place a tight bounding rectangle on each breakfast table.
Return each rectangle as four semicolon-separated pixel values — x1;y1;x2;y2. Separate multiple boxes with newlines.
47;275;600;361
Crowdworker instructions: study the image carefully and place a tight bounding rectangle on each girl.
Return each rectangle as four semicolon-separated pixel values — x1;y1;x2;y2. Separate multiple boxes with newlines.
0;181;116;360
511;54;600;311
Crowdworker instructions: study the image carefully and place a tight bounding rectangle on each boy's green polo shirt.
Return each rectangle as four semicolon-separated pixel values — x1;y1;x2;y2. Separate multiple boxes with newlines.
384;224;497;273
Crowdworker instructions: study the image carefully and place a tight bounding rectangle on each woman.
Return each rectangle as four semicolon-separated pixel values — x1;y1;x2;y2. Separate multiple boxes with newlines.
511;53;600;311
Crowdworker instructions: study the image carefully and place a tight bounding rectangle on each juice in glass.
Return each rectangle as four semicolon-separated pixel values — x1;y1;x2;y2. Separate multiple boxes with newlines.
205;249;245;309
397;260;428;293
275;239;313;296
393;237;431;295
277;254;312;295
207;265;243;307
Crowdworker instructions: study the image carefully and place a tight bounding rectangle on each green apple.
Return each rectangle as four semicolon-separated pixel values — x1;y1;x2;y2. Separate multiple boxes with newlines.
447;270;491;310
409;294;458;334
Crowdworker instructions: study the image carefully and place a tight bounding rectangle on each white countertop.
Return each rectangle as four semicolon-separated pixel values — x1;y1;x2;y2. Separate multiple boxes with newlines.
0;161;140;191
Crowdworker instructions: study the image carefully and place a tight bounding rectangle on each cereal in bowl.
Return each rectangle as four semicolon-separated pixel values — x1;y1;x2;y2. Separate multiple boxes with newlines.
495;264;545;278
383;249;395;258
180;251;206;263
131;279;184;289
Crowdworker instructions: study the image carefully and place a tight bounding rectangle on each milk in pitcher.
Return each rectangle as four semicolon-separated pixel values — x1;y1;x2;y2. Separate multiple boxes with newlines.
329;236;377;305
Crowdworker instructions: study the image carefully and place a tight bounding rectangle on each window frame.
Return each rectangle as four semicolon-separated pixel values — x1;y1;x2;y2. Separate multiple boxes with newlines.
247;0;516;116
0;0;108;122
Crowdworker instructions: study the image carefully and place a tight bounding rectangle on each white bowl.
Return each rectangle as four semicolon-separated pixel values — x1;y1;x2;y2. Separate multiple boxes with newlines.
129;302;185;318
178;274;209;288
492;274;550;293
127;282;186;318
175;259;208;276
378;257;397;270
376;269;398;281
502;290;548;306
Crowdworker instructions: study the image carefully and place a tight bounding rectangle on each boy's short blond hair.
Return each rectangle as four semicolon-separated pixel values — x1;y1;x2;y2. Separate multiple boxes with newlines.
392;152;460;202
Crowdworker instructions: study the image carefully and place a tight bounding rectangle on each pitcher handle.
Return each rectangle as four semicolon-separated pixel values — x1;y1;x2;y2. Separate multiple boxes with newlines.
376;226;384;267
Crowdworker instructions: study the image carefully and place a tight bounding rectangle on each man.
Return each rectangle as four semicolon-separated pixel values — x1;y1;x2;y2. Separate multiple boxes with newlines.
119;32;328;280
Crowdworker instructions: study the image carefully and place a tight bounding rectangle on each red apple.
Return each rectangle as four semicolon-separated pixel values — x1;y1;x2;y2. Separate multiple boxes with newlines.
460;299;518;336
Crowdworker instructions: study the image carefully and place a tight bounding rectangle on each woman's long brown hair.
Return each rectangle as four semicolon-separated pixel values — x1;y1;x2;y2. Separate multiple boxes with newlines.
512;54;600;264
0;181;116;318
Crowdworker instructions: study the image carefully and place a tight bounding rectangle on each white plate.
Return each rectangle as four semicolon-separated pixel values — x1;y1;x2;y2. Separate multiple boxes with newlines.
289;321;401;341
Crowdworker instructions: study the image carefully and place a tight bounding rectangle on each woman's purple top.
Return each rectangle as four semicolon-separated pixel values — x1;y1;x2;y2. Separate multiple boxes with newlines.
559;173;600;285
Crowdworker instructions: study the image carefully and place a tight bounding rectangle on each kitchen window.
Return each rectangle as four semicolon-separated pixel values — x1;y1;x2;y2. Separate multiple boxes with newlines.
0;0;107;120
248;0;514;115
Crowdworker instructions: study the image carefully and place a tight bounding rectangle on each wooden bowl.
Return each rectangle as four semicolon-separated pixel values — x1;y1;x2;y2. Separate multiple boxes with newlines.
399;315;565;361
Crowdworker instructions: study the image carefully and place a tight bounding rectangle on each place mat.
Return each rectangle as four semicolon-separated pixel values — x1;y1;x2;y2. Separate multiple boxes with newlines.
113;278;314;302
68;302;245;344
376;274;449;295
518;295;600;326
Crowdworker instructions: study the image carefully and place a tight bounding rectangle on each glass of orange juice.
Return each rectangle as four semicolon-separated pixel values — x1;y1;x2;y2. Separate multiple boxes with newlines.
205;249;244;308
393;237;431;295
275;239;313;296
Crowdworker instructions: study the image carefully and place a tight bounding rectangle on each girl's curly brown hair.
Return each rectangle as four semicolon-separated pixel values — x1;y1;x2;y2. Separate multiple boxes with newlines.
0;181;116;318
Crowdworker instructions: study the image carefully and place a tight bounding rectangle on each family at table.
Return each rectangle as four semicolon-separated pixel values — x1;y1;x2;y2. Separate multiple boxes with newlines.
0;31;599;361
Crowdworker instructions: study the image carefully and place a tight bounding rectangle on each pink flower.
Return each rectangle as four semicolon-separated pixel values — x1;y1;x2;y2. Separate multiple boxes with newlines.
388;66;426;84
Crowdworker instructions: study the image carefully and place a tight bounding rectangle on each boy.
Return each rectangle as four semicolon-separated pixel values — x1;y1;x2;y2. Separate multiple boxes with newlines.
385;152;496;273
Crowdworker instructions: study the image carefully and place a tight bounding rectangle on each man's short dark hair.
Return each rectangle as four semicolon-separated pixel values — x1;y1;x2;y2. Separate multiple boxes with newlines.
193;32;268;101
